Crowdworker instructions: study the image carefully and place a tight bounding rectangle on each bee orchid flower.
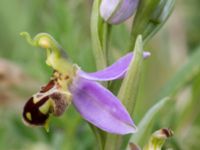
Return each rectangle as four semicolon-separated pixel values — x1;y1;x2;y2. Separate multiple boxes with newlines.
21;32;150;134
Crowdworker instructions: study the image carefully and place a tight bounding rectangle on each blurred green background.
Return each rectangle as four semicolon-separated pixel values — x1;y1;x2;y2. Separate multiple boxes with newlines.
0;0;200;149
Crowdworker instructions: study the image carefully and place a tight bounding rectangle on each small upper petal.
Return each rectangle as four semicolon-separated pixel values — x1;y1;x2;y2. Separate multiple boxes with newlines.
69;77;137;134
78;52;150;81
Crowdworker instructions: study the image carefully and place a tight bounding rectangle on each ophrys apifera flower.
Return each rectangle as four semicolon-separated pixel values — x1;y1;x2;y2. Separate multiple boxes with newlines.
21;32;150;134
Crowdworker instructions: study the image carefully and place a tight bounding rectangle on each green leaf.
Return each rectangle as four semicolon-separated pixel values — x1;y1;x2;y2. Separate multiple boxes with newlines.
119;35;144;116
127;97;171;149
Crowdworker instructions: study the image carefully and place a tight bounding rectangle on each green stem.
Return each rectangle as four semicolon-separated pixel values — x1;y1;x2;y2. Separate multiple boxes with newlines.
90;0;109;149
104;135;122;150
91;0;107;70
102;22;111;61
89;124;105;150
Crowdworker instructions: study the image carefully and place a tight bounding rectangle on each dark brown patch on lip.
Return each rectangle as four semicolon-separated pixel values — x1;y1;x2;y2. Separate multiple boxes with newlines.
23;96;50;126
40;80;55;93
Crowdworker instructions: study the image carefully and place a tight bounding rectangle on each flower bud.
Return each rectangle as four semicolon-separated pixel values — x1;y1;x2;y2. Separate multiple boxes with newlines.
144;128;173;150
100;0;139;24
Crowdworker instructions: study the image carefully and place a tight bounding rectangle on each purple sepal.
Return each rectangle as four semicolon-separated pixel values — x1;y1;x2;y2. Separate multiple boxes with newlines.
69;77;137;134
100;0;139;24
78;52;150;81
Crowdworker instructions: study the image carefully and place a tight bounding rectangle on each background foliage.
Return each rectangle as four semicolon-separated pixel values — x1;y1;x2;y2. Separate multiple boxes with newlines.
0;0;200;149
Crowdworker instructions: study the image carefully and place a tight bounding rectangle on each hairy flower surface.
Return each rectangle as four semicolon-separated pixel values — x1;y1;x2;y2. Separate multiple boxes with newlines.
21;32;150;134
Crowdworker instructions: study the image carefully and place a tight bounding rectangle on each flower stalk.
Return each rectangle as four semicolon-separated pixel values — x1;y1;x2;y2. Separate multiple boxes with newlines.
90;0;109;148
91;0;107;70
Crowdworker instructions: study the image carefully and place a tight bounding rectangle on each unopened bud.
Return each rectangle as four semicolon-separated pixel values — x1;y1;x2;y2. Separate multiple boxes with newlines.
144;128;173;150
100;0;139;24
